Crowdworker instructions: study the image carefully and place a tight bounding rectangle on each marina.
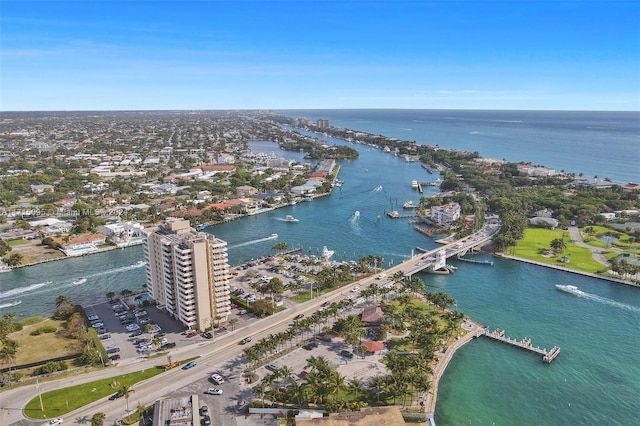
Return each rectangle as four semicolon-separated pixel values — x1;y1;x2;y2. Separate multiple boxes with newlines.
476;328;561;363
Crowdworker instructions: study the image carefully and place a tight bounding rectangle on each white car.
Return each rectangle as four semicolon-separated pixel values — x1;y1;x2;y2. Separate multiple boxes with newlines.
205;388;223;395
126;324;140;332
43;419;63;426
210;373;225;384
351;286;360;293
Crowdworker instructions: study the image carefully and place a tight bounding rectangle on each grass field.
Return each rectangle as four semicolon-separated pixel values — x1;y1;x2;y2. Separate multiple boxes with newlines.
24;367;166;419
10;318;81;365
513;228;606;273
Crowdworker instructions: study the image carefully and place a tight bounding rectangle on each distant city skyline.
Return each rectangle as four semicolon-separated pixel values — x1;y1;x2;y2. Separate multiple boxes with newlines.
1;0;639;112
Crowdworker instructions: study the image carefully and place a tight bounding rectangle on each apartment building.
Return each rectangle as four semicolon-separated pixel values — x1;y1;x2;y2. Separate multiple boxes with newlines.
430;202;461;226
144;219;231;330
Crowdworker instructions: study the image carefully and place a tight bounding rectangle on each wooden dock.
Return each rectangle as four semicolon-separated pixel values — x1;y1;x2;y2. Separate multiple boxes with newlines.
476;328;560;363
387;211;417;219
414;225;447;236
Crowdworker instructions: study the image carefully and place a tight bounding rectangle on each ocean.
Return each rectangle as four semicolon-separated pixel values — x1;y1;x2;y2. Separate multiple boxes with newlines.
282;109;640;185
1;110;639;425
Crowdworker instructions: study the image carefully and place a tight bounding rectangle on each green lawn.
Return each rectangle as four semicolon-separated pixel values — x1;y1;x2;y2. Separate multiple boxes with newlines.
24;367;166;419
513;228;607;273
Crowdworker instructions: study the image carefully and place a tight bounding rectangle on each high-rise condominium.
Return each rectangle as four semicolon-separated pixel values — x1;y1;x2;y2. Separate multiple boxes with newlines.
143;219;231;330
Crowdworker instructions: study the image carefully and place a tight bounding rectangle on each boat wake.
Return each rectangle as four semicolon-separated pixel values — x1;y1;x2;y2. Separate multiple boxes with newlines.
230;234;278;249
558;285;640;313
84;262;147;279
372;185;383;192
0;281;52;299
0;300;22;309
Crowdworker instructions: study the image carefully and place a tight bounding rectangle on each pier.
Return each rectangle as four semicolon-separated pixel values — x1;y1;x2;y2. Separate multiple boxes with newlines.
476;328;560;363
414;225;447;236
456;255;494;266
386;211;417;219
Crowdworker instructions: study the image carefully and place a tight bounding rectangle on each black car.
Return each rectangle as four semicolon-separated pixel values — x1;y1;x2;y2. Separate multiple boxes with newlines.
202;332;213;339
109;354;121;361
293;314;305;320
239;337;252;345
340;350;354;358
161;342;176;349
303;341;319;350
130;330;143;337
109;390;125;400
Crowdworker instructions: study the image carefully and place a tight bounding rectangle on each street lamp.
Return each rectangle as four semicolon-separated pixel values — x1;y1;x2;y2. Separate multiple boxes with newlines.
97;350;105;368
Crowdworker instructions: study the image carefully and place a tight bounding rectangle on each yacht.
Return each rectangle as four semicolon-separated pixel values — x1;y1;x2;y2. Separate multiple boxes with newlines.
555;284;585;296
321;246;335;260
411;180;419;189
135;260;146;267
402;200;417;209
285;215;299;223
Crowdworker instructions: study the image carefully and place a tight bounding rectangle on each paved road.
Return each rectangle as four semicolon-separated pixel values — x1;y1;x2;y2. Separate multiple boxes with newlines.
568;226;610;266
3;225;497;425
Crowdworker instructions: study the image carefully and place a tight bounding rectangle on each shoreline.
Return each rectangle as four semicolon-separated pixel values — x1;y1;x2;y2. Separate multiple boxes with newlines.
496;253;640;288
424;318;483;416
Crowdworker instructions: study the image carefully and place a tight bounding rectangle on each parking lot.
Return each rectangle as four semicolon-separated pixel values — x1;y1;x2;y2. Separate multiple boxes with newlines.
85;300;218;363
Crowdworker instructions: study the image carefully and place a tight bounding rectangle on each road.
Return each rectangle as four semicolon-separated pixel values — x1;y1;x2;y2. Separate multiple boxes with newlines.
2;222;499;425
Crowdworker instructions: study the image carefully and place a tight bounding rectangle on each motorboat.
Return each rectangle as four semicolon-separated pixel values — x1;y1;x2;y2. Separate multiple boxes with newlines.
285;215;299;223
321;246;335;260
403;200;417;209
411;180;419;189
72;278;87;285
555;284;585;296
135;261;146;267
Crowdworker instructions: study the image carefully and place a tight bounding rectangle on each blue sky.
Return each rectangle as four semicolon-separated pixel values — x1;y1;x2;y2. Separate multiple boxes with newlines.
1;0;639;111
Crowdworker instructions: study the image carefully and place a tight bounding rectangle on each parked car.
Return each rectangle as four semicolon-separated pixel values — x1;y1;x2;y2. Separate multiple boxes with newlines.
182;361;197;370
130;330;143;337
161;342;177;349
201;406;209;416
205;388;223;395
99;334;112;340
106;347;120;354
238;309;247;315
109;354;121;361
43;418;63;426
303;341;319;350
265;362;281;371
340;350;354;358
186;331;198;338
202;332;213;339
210;373;225;384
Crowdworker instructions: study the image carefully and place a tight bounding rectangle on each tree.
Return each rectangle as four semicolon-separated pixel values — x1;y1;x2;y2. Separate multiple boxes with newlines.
271;242;288;254
550;238;567;253
106;291;115;302
0;339;18;367
4;252;23;267
229;317;239;330
121;385;134;421
91;412;106;426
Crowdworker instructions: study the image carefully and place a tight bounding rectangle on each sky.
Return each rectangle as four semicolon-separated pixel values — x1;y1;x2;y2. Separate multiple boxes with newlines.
1;0;639;111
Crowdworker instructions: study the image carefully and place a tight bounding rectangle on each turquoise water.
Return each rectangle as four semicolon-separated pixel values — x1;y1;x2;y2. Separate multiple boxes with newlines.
1;111;639;424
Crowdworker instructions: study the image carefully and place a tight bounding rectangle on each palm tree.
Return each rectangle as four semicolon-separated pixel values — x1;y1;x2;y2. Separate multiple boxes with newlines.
348;378;363;402
328;370;346;401
254;382;268;408
229;317;239;330
105;291;116;302
0;339;18;367
120;385;134;421
55;295;71;309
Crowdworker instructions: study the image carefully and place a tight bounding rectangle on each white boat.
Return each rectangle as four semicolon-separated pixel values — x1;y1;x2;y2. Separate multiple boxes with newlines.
285;215;299;223
555;284;585;296
135;261;146;267
0;300;21;309
354;211;360;217
72;278;87;285
403;200;417;209
270;233;278;239
321;246;335;260
411;180;419;189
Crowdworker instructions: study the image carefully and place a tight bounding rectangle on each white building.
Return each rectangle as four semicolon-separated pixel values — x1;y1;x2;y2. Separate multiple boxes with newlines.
143;219;231;330
430;202;461;226
98;221;145;247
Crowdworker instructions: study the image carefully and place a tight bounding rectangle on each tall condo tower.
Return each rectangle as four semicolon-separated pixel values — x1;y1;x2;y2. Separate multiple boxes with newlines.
143;219;231;330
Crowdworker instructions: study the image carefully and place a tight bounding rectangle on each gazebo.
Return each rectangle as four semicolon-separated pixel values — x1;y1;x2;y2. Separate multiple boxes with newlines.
361;340;385;354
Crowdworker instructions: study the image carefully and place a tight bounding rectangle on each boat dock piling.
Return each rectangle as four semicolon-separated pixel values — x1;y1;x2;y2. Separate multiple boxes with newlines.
476;328;560;363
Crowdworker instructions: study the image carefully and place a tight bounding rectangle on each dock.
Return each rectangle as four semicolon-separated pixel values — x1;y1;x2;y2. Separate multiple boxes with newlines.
387;211;417;219
476;328;560;363
414;225;447;236
456;255;494;266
